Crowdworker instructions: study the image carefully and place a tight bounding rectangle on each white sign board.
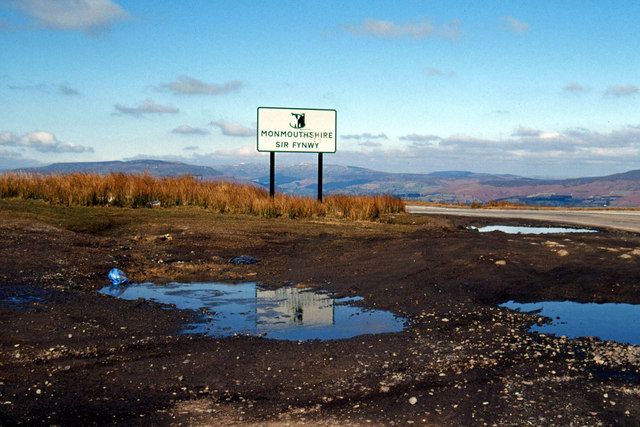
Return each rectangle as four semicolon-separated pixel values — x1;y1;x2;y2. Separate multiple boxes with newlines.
257;107;336;153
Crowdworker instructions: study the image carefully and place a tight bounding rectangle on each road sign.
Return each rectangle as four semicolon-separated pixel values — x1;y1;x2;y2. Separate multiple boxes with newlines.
257;107;337;153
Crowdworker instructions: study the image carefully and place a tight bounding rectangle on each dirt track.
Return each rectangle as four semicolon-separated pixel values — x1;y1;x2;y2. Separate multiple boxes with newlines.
407;205;640;233
1;199;640;425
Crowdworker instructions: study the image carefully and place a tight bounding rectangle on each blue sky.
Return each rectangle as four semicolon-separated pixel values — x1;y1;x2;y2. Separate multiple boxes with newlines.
1;0;639;177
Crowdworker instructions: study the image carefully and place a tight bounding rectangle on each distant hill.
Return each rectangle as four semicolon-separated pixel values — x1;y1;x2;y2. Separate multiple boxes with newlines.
6;159;640;207
217;163;640;207
12;160;222;178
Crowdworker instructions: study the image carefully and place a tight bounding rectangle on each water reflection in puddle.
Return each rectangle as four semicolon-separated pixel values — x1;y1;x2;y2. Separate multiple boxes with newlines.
100;282;406;341
501;300;640;345
0;285;45;310
471;225;597;234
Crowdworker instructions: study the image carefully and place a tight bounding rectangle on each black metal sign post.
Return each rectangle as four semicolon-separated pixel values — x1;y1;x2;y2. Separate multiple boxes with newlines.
269;151;323;202
269;151;275;199
317;153;323;202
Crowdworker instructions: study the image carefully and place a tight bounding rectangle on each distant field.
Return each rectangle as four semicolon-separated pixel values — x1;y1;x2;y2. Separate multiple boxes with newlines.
407;200;640;211
0;172;404;221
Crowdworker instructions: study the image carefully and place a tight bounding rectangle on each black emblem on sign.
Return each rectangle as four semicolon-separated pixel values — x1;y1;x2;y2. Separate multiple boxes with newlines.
290;113;305;129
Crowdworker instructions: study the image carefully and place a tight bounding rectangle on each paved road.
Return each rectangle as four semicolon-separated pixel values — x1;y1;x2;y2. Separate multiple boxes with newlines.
406;205;640;233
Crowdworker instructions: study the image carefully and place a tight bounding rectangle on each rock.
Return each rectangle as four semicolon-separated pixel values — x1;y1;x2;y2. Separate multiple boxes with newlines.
409;396;418;405
228;255;260;265
495;260;507;266
556;249;569;257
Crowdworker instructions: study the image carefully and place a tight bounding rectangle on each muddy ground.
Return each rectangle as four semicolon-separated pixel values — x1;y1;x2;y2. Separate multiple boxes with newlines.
1;199;639;426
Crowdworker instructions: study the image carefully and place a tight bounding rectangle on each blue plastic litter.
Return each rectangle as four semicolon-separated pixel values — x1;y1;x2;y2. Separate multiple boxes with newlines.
228;255;259;265
108;268;128;286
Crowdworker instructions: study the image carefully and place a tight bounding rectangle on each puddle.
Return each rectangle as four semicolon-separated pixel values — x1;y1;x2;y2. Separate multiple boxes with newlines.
500;300;640;346
100;282;406;341
471;225;597;234
0;285;45;310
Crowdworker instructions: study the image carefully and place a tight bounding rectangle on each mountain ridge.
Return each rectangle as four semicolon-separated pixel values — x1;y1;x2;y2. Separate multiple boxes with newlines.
12;160;222;178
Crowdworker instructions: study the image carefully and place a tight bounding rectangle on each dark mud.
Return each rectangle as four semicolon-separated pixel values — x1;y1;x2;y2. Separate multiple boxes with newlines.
1;200;639;425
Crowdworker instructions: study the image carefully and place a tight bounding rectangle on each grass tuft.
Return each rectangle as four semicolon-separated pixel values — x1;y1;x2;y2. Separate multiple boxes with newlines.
0;173;404;221
471;200;526;209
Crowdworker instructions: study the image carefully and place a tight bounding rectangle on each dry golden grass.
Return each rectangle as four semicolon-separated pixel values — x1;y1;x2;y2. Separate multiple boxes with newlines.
471;200;526;209
0;173;404;221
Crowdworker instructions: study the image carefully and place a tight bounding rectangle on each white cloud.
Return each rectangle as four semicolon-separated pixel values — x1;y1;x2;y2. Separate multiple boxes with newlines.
586;147;640;157
604;84;639;97
399;134;441;143
511;126;542;137
0;130;93;153
171;125;209;136
563;82;590;94
124;125;640;176
8;83;48;92
211;146;258;157
161;76;243;95
539;131;561;140
126;147;268;167
0;148;24;161
113;99;179;118
342;133;388;140
439;20;463;40
209;120;254;137
59;84;80;96
11;0;129;34
424;126;640;159
0;150;42;170
358;141;383;148
344;19;462;40
502;16;530;34
425;67;456;77
316;125;640;176
331;125;640;173
7;82;81;95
